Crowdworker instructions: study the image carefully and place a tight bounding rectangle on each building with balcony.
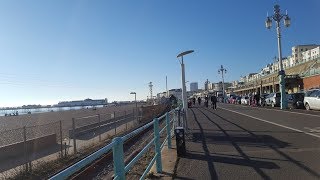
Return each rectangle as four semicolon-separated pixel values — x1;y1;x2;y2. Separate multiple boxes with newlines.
302;46;320;62
232;44;320;95
291;44;319;64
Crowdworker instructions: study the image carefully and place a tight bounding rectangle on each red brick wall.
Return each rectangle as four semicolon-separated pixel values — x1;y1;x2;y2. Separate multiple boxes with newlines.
303;75;320;90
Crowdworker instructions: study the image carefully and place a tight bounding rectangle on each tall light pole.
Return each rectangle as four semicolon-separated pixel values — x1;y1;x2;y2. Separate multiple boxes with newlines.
177;50;194;121
218;65;227;102
265;4;291;109
130;92;137;109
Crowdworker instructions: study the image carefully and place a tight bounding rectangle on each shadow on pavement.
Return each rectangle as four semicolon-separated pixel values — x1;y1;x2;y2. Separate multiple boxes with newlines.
202;107;320;179
194;108;273;180
187;108;218;180
184;152;279;169
192;133;290;148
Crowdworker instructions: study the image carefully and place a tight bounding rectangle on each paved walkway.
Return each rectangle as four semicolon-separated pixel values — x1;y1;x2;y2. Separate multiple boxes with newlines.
174;104;320;180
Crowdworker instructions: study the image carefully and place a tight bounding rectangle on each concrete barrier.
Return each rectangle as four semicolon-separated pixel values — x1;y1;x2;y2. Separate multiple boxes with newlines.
0;134;57;161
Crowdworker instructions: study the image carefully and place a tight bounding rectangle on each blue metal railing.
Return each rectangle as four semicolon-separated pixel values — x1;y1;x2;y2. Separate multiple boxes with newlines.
50;108;178;180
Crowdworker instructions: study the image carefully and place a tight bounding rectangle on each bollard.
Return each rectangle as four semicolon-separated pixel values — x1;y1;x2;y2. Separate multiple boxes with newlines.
112;137;125;180
165;112;172;149
175;127;186;157
153;118;162;173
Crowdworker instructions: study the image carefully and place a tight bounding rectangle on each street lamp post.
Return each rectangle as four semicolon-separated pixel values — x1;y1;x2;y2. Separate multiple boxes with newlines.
265;4;291;109
177;50;194;122
130;92;137;109
218;65;227;103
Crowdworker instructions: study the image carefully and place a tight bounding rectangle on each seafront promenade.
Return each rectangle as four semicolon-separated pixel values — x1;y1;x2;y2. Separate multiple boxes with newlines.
173;104;320;179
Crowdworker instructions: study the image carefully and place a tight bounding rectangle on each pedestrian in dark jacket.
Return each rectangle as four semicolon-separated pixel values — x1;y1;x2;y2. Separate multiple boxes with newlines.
204;96;209;107
211;95;217;110
198;97;201;105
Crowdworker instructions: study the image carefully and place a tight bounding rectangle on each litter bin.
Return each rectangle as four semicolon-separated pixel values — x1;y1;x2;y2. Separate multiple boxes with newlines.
175;126;186;156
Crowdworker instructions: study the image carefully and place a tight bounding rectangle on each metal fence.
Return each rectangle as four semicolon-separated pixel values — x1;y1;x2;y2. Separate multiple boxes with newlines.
70;108;140;154
0;121;62;174
49;107;181;180
0;105;168;178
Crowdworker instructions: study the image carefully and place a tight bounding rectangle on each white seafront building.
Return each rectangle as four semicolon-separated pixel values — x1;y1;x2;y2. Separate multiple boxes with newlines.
240;44;320;85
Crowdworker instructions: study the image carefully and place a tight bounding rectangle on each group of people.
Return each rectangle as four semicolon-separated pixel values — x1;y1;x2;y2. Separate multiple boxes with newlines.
250;94;260;107
189;95;218;110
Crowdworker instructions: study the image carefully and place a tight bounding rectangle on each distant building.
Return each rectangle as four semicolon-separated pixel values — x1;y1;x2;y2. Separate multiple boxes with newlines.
302;46;320;62
190;82;198;91
209;83;221;91
291;44;320;64
168;89;182;101
157;92;167;99
56;98;108;107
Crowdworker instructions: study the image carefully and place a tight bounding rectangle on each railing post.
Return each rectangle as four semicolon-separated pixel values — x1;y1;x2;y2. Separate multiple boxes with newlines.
132;108;135;127
114;111;117;135
59;120;63;157
125;111;127;132
153;118;162;173
112;137;125;180
72;118;77;154
98;114;101;142
23;126;28;172
165;112;172;149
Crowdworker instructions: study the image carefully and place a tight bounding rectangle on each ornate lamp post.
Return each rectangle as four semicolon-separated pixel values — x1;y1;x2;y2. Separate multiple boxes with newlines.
265;4;291;109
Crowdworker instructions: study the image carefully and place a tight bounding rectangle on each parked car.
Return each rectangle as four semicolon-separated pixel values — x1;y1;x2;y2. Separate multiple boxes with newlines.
241;96;249;105
304;89;320;110
305;89;319;97
287;93;305;109
265;93;281;107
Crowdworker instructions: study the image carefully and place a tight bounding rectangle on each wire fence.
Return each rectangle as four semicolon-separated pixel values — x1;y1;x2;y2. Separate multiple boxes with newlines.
0;104;169;178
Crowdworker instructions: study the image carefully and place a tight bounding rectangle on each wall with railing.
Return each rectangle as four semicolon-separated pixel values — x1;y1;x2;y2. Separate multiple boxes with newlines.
0;104;169;179
49;107;180;180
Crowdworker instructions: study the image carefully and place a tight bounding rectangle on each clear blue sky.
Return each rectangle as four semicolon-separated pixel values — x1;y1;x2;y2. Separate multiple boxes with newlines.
0;0;319;107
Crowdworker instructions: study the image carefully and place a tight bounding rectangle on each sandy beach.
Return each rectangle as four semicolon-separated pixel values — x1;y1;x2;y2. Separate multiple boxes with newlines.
0;104;140;132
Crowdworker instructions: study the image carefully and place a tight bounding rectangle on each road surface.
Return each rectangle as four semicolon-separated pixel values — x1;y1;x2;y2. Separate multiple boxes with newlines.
175;103;320;180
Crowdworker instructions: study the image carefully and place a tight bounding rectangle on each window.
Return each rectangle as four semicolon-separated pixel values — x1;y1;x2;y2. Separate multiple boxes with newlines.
310;90;320;97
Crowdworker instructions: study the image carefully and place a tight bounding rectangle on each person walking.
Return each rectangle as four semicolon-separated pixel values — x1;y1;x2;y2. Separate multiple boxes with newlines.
204;96;209;108
197;97;202;105
211;95;217;110
255;93;260;106
193;97;196;105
